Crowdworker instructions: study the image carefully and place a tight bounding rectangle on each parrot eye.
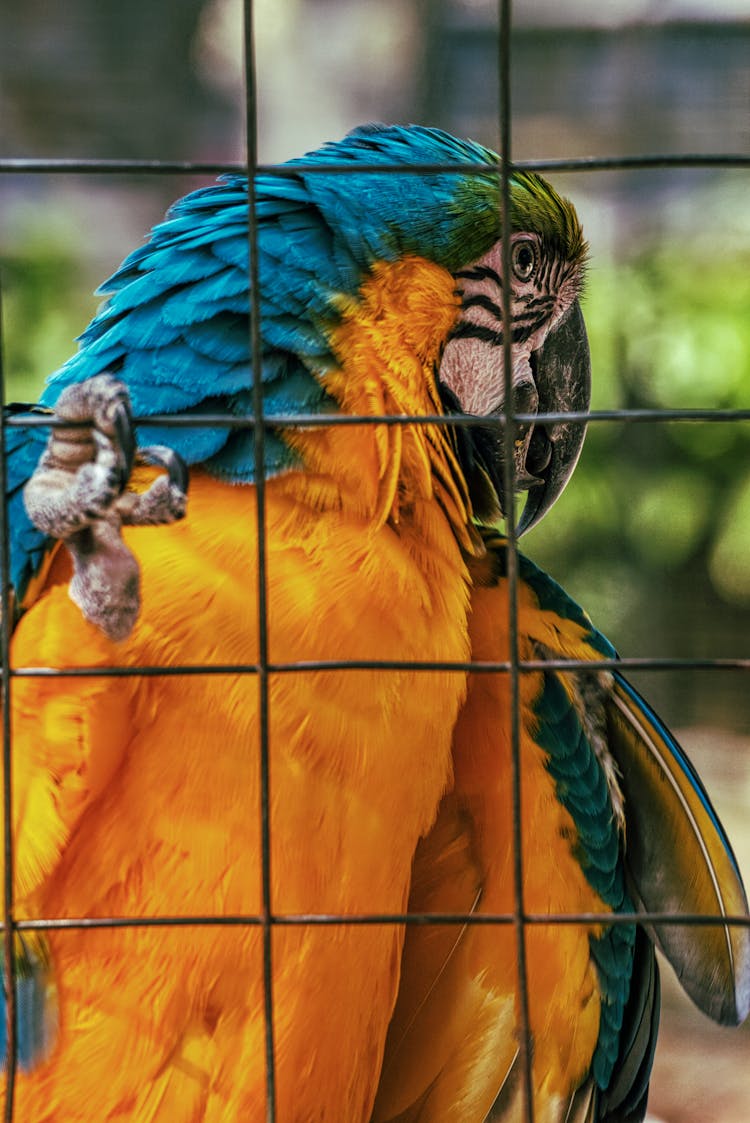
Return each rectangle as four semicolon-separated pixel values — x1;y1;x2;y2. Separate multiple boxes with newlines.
511;240;537;282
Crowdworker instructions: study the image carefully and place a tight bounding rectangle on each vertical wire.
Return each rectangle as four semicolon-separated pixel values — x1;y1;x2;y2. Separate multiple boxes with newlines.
0;285;18;1121
498;2;535;1120
242;2;277;1119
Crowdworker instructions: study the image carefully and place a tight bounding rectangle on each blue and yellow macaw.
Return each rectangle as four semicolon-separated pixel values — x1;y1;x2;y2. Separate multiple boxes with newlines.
372;528;750;1123
3;126;591;1119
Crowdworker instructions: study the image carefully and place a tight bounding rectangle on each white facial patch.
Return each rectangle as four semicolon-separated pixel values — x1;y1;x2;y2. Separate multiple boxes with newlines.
438;235;578;417
439;336;536;417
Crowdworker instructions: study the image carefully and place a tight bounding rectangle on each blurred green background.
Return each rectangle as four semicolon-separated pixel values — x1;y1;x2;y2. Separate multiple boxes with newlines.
1;4;749;1117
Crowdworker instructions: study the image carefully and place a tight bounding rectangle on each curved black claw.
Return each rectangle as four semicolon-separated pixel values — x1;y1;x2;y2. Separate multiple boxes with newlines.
138;444;190;496
111;397;136;491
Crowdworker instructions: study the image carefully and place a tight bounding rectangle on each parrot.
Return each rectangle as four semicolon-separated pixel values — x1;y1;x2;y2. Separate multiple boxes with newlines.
371;527;750;1123
1;124;591;1120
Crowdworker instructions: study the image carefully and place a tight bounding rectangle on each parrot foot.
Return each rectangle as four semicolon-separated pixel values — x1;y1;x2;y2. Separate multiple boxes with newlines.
23;373;189;642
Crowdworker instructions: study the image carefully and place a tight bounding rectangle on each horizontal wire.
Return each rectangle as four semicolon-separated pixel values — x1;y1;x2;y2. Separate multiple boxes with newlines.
0;160;244;175
5;911;749;932
8;657;750;679
518;153;750;172
1;154;749;176
6;407;750;431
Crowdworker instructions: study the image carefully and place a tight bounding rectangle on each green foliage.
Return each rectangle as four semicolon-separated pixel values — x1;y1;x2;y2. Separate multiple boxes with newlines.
709;475;750;606
1;213;96;403
624;250;750;410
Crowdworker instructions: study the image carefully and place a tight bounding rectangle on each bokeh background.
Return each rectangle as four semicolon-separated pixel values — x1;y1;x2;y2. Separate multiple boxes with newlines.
1;1;749;1119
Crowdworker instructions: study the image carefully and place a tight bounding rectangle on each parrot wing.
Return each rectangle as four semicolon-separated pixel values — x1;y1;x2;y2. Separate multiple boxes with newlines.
373;534;749;1122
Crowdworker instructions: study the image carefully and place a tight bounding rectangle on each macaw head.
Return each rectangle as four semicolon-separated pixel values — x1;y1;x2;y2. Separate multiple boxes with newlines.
436;167;590;533
296;125;590;534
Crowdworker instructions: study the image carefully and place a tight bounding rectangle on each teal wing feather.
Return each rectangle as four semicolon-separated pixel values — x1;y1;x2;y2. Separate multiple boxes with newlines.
531;659;637;1097
596;926;660;1123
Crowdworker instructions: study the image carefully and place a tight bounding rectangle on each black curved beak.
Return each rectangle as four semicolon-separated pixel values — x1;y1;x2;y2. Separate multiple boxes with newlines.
516;298;590;534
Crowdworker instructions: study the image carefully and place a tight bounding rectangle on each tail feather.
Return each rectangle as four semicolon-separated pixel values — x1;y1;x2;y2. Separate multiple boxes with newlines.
597;925;660;1122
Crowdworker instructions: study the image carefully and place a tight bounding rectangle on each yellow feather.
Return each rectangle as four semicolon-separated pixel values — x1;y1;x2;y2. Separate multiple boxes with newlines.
6;470;474;1120
295;255;471;545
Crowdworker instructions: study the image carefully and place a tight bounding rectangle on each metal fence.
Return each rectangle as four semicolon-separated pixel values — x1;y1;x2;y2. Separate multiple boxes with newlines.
1;1;749;1120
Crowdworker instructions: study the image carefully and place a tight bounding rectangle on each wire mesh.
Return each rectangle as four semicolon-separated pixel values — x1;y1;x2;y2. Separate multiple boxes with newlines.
0;281;19;1116
497;5;535;1115
1;1;749;1121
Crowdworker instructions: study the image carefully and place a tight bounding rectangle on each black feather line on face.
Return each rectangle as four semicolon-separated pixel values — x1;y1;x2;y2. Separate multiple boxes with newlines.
448;322;503;346
523;293;556;313
459;293;504;319
454;264;504;287
446;321;538;346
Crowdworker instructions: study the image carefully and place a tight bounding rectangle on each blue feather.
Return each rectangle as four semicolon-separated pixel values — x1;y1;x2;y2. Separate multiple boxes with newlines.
168;268;249;308
133;247;226;287
144;344;246;395
161;291;249;329
133;416;233;466
184;314;250;364
207;428;295;481
0;937;57;1071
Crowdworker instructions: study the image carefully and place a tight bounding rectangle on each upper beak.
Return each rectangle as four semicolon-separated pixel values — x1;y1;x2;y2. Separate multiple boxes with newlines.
516;298;591;534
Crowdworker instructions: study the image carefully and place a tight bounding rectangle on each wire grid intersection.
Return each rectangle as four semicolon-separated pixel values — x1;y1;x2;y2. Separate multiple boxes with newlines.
1;2;749;1120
